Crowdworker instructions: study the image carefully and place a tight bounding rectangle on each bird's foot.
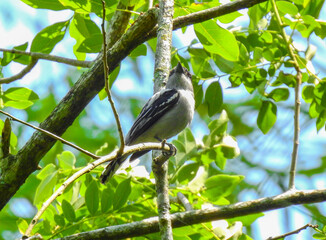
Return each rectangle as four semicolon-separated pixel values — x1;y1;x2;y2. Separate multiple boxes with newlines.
161;139;177;157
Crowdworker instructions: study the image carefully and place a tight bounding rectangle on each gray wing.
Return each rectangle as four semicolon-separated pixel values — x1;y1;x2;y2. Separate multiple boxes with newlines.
126;89;180;145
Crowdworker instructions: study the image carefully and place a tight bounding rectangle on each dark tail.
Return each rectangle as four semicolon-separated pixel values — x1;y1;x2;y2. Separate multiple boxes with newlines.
100;156;128;184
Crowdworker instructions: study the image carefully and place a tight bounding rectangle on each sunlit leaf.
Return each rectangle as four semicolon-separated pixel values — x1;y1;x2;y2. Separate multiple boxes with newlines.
267;88;289;102
203;175;244;202
194;20;239;61
17;218;28;234
4;87;39;101
20;0;65;10
34;170;58;205
31;21;69;54
57;151;76;169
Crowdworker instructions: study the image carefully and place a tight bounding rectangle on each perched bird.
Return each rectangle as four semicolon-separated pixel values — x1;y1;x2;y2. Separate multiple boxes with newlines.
100;62;195;184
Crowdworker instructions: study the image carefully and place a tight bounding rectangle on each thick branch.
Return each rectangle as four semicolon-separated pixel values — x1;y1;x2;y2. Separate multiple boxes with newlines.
0;0;268;210
56;189;326;240
152;0;174;238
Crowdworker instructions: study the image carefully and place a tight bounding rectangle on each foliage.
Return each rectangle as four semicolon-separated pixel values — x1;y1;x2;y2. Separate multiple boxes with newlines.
0;0;326;239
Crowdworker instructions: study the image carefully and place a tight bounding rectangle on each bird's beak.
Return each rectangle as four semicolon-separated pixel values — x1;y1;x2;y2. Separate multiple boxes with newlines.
176;62;183;73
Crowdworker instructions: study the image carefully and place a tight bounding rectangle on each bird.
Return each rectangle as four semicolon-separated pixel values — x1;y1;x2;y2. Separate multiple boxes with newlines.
100;62;195;184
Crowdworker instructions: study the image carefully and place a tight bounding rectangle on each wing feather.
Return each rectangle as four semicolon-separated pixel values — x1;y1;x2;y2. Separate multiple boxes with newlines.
126;89;179;144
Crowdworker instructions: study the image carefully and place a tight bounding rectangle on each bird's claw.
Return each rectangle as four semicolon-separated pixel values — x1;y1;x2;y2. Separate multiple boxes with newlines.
162;140;177;157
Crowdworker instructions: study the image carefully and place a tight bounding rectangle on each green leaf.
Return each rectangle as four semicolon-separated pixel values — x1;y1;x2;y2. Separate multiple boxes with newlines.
173;128;197;167
58;0;115;14
1;42;30;66
31;21;69;54
177;162;200;184
70;14;102;59
316;110;326;132
218;135;240;159
36;163;57;180
302;85;314;103
193;82;204;109
34;171;58;205
217;11;242;24
85;180;99;215
257;101;277;134
62;199;76;222
4;100;34;109
101;185;114;213
276;71;296;87
203;110;228;147
20;0;65;10
77;33;102;53
213;54;235;74
4;87;39;101
267;88;290;102
203;175;244;201
129;44;147;58
17;218;29;234
57;151;76;169
189;48;216;78
229;213;264;226
54;214;65;227
194;20;239;61
276;1;298;16
113;178;131;209
313;233;326;239
205;81;223;117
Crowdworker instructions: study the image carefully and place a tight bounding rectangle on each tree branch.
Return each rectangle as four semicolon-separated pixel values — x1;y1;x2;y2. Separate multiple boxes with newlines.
0;0;268;211
24;142;172;237
271;0;302;190
152;0;175;238
55;189;326;240
0;48;92;68
0;58;38;84
0;110;99;159
101;0;125;155
267;223;319;240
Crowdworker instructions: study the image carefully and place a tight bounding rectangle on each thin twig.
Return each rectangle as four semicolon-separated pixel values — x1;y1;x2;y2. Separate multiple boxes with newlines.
0;110;99;159
0;58;38;84
271;0;302;190
101;0;125;155
0;48;93;68
24;142;172;237
177;192;193;211
267;223;319;240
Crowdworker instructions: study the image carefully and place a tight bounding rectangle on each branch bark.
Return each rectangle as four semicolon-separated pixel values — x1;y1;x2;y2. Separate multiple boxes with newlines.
56;189;326;240
0;0;268;211
152;0;175;238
